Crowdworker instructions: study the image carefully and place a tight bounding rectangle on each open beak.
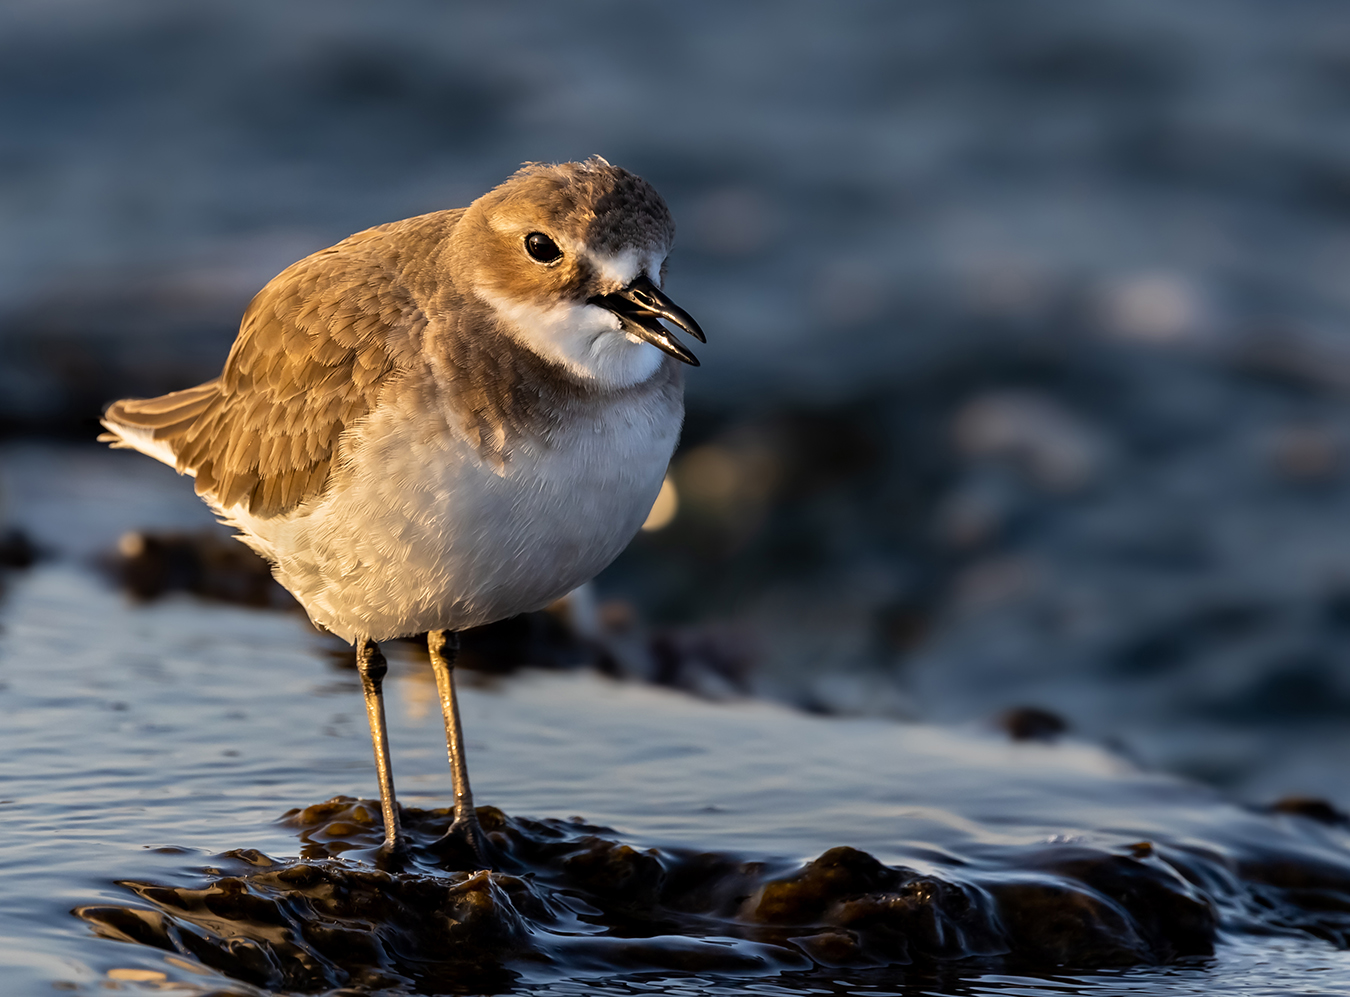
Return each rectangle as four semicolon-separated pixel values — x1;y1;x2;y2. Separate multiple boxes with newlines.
589;274;705;367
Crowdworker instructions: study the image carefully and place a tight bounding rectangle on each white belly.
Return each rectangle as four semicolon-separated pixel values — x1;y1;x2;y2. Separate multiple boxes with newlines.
226;387;681;643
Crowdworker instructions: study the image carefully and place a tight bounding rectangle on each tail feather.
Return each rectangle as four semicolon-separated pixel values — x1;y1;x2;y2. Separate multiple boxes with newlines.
104;380;219;427
100;378;221;471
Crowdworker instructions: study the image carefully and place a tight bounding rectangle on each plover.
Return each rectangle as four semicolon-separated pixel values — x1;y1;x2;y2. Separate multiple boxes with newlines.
99;158;704;862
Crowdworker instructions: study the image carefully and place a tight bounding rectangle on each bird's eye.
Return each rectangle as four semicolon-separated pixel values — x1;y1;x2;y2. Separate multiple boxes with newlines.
525;232;562;263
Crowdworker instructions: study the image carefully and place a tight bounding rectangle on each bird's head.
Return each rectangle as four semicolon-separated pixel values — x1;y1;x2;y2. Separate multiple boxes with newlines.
450;157;704;388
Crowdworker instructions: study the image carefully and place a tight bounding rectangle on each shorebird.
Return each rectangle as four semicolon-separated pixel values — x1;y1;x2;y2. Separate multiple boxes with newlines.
99;158;703;863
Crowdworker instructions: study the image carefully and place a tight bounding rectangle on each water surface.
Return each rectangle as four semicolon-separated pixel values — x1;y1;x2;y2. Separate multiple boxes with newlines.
3;446;1350;994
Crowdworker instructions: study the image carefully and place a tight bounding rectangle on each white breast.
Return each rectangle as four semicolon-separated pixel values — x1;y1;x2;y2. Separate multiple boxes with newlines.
224;375;682;643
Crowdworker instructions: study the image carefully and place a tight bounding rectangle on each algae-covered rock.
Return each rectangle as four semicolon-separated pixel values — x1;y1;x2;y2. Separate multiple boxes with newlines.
76;796;1350;991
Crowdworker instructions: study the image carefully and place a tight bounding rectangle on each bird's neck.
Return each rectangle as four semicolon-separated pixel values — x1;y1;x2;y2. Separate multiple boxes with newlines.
419;294;677;465
476;288;666;390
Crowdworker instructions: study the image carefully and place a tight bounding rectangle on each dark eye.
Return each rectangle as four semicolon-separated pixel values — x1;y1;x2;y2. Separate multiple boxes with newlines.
525;232;562;263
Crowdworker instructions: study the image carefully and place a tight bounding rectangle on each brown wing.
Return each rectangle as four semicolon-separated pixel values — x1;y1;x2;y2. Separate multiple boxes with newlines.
103;225;431;518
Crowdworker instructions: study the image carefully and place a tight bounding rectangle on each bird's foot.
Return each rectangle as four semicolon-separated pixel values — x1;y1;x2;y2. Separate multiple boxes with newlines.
374;834;412;872
432;811;494;870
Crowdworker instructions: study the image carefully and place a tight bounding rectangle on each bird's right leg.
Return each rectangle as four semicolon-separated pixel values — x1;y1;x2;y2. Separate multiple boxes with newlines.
356;636;406;861
428;629;489;865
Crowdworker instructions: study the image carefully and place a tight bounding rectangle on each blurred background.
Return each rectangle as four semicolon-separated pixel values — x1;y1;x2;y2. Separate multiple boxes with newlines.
4;0;1350;807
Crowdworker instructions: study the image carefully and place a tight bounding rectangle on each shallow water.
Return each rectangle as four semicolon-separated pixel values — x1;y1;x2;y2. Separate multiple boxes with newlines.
4;446;1350;994
6;0;1350;800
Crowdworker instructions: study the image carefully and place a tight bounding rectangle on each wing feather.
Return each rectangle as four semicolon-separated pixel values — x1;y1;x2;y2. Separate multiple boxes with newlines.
99;217;447;517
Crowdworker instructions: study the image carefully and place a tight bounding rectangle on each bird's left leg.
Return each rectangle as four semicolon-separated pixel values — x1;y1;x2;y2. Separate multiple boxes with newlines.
428;629;489;866
356;636;406;861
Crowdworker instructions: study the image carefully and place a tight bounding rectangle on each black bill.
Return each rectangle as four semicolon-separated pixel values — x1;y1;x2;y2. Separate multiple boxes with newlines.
589;274;705;366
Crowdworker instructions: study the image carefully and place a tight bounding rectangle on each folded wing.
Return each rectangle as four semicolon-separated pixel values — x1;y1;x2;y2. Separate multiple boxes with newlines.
100;227;428;518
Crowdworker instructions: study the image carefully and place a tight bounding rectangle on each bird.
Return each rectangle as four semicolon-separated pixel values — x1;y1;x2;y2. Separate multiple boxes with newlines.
99;157;704;864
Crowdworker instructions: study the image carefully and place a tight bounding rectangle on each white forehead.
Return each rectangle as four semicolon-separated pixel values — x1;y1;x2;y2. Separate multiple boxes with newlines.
580;246;668;289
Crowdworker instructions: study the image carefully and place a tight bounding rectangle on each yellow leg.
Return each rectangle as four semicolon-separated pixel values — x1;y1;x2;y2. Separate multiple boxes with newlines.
428;629;488;865
356;636;406;860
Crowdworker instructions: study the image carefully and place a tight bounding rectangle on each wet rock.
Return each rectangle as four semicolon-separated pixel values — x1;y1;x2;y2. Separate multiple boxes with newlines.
0;527;37;569
997;706;1069;742
647;626;757;698
742;847;1001;967
79;864;535;993
80;801;805;989
1267;796;1350;826
1002;847;1216;965
1235;851;1350;948
990;878;1167;968
747;847;904;926
107;529;295;609
79;796;1350;990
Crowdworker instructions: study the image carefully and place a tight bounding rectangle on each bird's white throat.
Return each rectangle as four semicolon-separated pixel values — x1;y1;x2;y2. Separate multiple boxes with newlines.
481;290;664;389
